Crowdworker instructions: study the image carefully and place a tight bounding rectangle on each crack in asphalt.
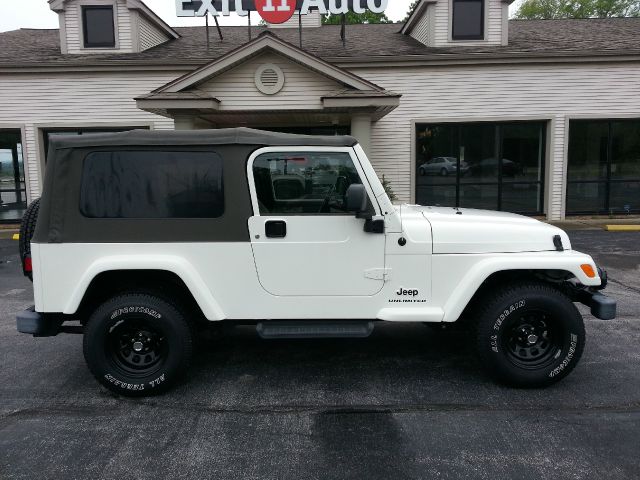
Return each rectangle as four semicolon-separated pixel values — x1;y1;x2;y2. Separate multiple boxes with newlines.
609;278;640;294
2;401;640;422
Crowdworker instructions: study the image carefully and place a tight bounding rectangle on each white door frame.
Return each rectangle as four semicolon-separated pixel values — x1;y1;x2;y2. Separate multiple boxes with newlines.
246;146;382;217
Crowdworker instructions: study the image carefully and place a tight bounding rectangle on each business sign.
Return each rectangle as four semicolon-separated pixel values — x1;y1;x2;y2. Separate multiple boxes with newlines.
176;0;389;24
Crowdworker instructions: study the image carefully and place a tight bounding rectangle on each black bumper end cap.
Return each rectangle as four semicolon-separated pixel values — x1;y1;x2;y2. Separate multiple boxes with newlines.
590;293;617;320
16;307;58;337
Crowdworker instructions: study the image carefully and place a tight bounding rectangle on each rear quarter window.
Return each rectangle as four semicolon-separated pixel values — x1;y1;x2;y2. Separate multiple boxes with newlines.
80;151;224;218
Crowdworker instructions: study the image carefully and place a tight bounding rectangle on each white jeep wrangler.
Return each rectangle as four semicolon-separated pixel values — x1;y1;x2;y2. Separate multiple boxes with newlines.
17;128;616;396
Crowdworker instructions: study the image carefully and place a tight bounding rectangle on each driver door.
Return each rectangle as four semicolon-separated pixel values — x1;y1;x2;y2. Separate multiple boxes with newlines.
247;148;386;297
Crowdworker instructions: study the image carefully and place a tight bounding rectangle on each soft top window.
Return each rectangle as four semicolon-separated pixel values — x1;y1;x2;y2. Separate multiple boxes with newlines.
80;150;224;219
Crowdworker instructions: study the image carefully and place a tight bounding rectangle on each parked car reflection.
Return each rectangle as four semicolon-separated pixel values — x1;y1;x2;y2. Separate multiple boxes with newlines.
418;157;469;176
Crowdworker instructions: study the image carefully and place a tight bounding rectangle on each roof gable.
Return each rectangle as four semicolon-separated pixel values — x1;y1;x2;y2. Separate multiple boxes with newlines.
157;31;385;94
196;50;345;111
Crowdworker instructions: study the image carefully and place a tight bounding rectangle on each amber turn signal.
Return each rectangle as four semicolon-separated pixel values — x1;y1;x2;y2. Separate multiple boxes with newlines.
581;264;596;278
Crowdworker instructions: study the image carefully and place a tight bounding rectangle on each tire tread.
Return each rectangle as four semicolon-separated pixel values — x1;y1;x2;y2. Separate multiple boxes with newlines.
473;281;585;387
83;292;193;396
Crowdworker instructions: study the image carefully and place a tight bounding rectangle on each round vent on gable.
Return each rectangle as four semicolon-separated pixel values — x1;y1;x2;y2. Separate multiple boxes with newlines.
255;64;285;95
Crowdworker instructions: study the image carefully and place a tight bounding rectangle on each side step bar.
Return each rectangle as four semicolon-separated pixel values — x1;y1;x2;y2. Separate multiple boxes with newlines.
257;321;374;340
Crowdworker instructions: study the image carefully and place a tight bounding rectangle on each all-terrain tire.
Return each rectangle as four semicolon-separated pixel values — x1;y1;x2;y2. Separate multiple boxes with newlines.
475;282;585;388
19;198;40;281
83;293;193;396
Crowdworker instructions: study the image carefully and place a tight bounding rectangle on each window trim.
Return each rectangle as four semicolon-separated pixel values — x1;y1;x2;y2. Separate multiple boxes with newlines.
80;3;117;49
451;0;485;41
246;146;380;217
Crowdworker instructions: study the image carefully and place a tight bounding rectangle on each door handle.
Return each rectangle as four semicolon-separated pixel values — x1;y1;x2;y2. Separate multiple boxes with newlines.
265;220;287;238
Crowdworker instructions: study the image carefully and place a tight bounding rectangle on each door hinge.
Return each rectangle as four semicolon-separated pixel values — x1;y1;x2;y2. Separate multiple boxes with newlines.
364;268;392;281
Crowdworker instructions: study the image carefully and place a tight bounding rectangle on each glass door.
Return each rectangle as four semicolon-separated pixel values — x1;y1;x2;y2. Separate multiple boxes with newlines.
0;130;27;222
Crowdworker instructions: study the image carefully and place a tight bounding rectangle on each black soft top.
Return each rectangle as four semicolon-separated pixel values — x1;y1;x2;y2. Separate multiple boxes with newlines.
47;128;358;151
34;128;358;245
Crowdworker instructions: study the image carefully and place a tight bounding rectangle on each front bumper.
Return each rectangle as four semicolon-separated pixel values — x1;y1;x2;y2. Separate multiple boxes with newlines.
573;289;617;320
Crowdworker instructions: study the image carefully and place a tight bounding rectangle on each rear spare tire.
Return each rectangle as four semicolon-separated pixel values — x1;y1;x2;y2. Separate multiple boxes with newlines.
83;293;193;396
475;282;585;387
19;198;40;281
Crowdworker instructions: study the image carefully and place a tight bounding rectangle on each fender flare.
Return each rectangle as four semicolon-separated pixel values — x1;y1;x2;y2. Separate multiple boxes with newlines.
64;255;226;320
441;251;600;323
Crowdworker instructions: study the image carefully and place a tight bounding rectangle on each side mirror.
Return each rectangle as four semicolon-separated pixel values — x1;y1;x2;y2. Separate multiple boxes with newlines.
345;184;371;217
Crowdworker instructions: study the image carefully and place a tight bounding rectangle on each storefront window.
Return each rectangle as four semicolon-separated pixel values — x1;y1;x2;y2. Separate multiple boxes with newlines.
416;121;546;214
567;119;640;214
0;130;27;222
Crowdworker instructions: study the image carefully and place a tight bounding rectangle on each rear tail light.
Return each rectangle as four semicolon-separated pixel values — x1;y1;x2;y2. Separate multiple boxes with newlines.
24;255;32;274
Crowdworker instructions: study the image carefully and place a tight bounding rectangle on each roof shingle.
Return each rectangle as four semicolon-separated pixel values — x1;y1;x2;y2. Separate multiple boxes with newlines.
1;17;640;68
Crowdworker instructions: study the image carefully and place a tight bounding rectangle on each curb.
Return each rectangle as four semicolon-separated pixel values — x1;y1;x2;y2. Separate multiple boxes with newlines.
605;225;640;232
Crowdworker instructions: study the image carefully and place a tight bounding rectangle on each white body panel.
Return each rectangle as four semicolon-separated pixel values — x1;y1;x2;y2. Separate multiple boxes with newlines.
31;145;602;323
32;240;599;323
248;216;386;296
420;206;572;254
246;146;386;297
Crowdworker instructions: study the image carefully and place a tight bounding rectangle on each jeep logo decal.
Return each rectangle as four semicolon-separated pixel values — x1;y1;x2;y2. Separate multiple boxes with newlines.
396;288;419;297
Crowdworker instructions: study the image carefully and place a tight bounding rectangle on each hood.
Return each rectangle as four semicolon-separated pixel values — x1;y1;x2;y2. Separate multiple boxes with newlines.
402;205;571;254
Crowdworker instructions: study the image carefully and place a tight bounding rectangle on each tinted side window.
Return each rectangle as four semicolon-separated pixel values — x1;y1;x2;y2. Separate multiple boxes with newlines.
253;152;364;215
81;151;224;218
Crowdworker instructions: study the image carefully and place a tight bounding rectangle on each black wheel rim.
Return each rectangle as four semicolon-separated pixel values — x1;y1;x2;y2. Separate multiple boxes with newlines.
106;318;167;378
502;310;564;370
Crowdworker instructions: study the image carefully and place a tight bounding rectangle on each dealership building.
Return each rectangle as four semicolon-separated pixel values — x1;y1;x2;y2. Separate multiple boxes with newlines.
0;0;639;222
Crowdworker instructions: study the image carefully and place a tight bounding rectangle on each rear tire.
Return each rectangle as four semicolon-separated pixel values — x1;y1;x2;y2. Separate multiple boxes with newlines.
83;293;193;396
474;282;585;387
19;198;40;281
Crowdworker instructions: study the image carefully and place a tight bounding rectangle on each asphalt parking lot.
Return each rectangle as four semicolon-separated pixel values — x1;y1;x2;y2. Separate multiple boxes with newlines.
1;232;639;480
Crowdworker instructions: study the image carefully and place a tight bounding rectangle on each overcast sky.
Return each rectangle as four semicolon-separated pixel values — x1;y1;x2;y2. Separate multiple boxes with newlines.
0;0;425;32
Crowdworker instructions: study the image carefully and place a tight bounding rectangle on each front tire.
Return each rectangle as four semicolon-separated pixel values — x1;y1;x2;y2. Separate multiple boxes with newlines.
475;282;585;387
83;294;193;396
